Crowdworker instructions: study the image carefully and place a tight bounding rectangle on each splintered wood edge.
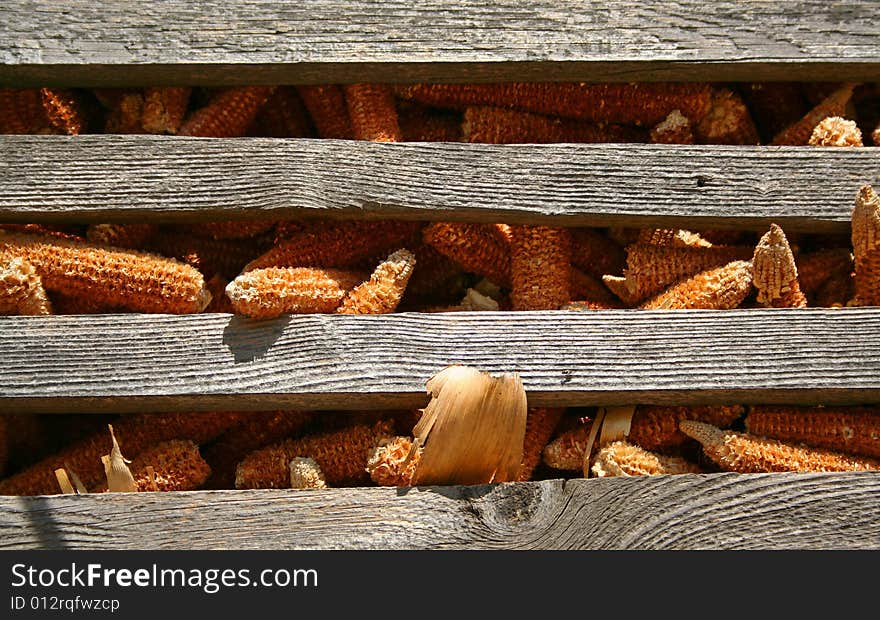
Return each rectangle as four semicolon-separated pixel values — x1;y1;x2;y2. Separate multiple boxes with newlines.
1;138;878;231
2;473;879;550
3;309;880;413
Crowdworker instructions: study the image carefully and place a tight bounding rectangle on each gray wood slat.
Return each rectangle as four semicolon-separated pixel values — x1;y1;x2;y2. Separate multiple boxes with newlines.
1;137;877;232
1;1;878;85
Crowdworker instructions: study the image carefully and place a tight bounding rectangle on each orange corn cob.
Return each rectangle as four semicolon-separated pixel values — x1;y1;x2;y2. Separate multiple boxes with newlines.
808;116;864;146
517;408;565;481
639;260;753;310
771;83;857;145
542;424;591;470
337;249;415;314
141;87;191;134
636;229;711;248
570;228;626;279
367;436;422;486
0;88;51;133
344;83;401;142
204;274;235;313
591;441;702;477
815;271;855;307
245;220;421;272
0;411;245;496
85;223;159;249
0;231;211;314
680;420;880;473
148;232;271;280
94;440;211;493
629;405;745;452
397;103;462;142
569;267;623;308
852;185;880;306
295;85;354;139
247;86;313;138
603;243;753;306
235;419;395;489
184;220;276;241
752;224;806;308
694;88;760;145
289;457;328;489
422;222;511;286
650;109;694;144
101;89;145;134
226;266;365;318
178;86;275;137
739;83;807;141
746;405;880;459
509;225;571;310
40;88;89;135
395;82;713;126
463;106;646;144
796;248;853;297
0;258;53;315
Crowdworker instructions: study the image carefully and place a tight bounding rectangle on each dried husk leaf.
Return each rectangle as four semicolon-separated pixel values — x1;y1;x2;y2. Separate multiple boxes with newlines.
102;424;136;493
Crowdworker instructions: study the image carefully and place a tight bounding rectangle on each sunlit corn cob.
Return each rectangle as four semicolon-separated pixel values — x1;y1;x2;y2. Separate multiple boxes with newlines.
101;90;144;133
509;226;571;310
815;271;855;307
0;231;211;314
336;249;415;314
629;405;745;452
226;266;365;318
235;419;395;489
570;228;626;279
422;222;511;287
852;185;880;306
603;243;753;306
148;232;271;280
94;440;211;493
636;228;711;248
295;85;354;139
746;405;880;459
739;83;807;141
40;88;89;135
141;87;191;134
247;86;313;138
344;83;402;142
591;441;702;477
694;88;760;145
771;83;857;145
0;411;244;496
0;88;51;133
650;109;694;144
569;267;623;308
184;220;276;241
395;82;713;126
178;86;275;137
639;260;753;310
516;408;565;481
808;116;864;146
463;106;646;144
542;424;591;470
245;220;421;272
0;257;53;315
85;223;159;249
680;420;880;473
796;248;854;297
397;103;462;142
367;436;421;486
289;457;328;489
752;224;806;308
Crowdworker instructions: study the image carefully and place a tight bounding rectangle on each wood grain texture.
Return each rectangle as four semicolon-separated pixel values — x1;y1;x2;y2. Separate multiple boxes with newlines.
4;309;880;413
1;1;878;85
1;136;878;232
2;473;878;549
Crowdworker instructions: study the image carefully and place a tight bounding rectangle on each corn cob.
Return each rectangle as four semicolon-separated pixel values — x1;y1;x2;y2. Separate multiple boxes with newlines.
85;224;159;250
752;224;807;308
366;436;421;486
184;220;276;241
569;267;623;308
463;106;646;144
543;424;591;470
178;86;275;137
397;103;462;142
771;83;857;145
0;88;52;133
694;88;760;145
289;457;328;489
808;116;864;146
141;87;191;134
739;83;807;141
680;420;880;473
591;441;703;477
101;90;145;134
852;185;880;306
247;86;314;138
344;83;401;142
510;225;571;310
639;260;753;310
235;419;395;489
0;411;245;496
516;408;565;481
422;222;511;287
296;85;354;139
745;405;880;459
629;405;745;452
0;231;211;314
147;232;271;280
94;440;211;493
636;229;711;248
815;271;855;307
570;228;626;279
48;291;119;314
650;109;694;144
0;257;53;315
336;249;415;314
395;82;713;126
40;88;89;135
796;248;854;297
226;266;365;318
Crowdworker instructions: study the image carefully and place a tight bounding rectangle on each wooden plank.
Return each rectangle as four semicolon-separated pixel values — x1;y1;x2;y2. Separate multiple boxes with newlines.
4;309;880;414
1;137;877;232
1;1;878;85
2;473;878;549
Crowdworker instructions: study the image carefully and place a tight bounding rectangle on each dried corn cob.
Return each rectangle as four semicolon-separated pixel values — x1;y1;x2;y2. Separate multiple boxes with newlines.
0;257;53;315
289;457;328;489
85;224;158;249
0;88;51;133
226;266;365;318
815;271;855;307
629;405;745;452
422;222;511;287
796;248;854;297
542;424;591;470
141;87;191;134
336;249;415;314
101;90;145;134
637;229;711;248
247;86;313;138
771;84;857;145
397;103;462;142
516;407;565;481
41;88;89;135
739;83;807;142
366;436;421;486
650;109;694;144
235;420;395;489
148;232;271;280
852;185;880;306
510;226;571;310
178;86;275;137
48;291;119;315
95;440;211;493
0;411;244;496
639;260;753;310
746;405;880;459
591;441;702;477
295;85;354;139
808;116;864;146
694;88;760;145
395;82;713;126
680;420;880;473
0;231;210;314
463;106;646;144
185;220;276;241
344;83;401;142
570;228;626;279
752;224;806;308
